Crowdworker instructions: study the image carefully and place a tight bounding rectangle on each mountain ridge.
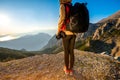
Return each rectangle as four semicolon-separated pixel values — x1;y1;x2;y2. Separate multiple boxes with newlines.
0;33;51;51
98;10;120;23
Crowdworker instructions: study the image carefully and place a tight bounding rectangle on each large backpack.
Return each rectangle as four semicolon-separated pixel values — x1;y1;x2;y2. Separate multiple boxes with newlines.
64;2;89;33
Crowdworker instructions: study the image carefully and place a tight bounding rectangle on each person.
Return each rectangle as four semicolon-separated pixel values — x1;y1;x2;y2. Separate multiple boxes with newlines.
56;0;76;75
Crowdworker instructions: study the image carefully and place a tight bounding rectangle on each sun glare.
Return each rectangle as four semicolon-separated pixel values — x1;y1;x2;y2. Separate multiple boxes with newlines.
0;13;11;26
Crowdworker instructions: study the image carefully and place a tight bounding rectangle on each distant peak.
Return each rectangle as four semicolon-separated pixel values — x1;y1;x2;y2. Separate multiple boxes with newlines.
112;10;120;17
115;10;120;14
98;10;120;23
107;10;120;19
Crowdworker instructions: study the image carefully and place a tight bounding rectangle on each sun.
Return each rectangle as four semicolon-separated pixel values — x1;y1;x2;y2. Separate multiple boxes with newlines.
0;13;11;26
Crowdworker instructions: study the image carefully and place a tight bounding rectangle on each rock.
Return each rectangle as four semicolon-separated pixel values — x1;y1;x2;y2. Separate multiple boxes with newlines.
0;50;119;80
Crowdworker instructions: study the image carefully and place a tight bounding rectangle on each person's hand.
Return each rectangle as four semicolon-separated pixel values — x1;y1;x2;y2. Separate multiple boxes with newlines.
56;31;66;39
56;31;61;39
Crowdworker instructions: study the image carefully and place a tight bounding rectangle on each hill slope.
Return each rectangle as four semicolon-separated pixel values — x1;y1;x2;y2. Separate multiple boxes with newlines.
0;47;38;62
0;50;119;80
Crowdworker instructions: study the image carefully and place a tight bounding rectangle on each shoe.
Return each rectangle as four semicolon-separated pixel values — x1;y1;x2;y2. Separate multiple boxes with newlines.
69;69;73;76
63;66;69;75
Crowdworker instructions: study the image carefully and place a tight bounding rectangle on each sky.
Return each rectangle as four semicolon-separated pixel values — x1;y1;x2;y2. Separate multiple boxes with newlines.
0;0;120;41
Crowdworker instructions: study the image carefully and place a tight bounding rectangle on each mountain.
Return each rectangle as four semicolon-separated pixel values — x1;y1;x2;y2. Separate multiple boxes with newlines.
91;11;120;58
41;10;120;59
41;34;63;53
0;33;51;51
0;50;119;80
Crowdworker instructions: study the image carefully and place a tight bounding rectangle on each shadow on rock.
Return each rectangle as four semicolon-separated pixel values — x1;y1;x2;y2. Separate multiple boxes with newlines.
89;39;116;54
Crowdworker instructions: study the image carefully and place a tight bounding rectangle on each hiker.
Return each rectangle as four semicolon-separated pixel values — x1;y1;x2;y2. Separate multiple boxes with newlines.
56;0;76;75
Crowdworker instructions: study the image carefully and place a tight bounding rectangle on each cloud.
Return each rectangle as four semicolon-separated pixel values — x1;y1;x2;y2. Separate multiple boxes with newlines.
0;35;18;41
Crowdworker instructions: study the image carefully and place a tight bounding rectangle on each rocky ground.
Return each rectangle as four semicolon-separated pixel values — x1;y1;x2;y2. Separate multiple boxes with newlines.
0;50;120;80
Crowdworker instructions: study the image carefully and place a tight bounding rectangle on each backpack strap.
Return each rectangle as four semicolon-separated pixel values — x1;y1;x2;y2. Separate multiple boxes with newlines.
64;3;72;24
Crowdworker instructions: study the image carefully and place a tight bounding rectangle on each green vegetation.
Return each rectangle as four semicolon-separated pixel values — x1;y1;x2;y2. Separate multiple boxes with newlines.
78;45;90;51
111;29;120;36
101;28;120;40
75;37;92;51
40;45;61;54
0;47;37;62
41;45;64;54
77;28;120;54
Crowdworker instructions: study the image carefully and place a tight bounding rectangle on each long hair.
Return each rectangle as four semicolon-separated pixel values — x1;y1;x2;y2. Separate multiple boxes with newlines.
59;0;72;4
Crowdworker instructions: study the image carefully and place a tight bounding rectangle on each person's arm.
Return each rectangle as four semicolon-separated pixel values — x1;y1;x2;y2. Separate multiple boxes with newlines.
56;4;65;35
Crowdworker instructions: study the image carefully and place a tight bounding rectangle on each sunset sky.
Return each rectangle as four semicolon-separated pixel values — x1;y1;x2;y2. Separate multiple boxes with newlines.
0;0;120;41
